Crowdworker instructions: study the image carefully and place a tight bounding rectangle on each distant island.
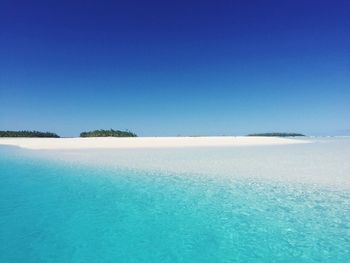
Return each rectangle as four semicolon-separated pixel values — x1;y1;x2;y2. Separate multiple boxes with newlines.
247;132;305;137
0;130;60;138
80;129;137;137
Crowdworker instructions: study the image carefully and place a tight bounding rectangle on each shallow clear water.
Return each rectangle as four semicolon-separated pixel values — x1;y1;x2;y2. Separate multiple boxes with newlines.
1;138;350;262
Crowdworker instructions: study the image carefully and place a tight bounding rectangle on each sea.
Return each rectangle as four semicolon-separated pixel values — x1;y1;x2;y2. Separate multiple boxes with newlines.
0;137;349;262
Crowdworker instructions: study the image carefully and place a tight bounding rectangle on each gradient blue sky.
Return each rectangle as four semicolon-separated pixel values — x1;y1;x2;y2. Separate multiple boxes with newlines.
1;0;349;136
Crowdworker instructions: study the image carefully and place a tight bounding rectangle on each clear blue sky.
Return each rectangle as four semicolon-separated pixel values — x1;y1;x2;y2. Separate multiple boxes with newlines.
1;0;349;136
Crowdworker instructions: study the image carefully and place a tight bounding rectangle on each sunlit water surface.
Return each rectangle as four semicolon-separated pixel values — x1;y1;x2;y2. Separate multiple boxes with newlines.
1;138;350;262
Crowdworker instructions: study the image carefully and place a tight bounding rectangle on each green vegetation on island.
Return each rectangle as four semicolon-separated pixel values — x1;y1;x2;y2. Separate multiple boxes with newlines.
247;132;305;137
80;129;137;137
0;130;60;138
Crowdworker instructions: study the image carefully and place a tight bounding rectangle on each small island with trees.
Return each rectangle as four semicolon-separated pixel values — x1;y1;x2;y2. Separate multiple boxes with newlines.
247;132;305;137
80;129;137;137
0;130;60;138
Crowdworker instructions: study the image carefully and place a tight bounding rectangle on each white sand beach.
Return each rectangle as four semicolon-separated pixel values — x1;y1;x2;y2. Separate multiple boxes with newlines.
0;136;309;150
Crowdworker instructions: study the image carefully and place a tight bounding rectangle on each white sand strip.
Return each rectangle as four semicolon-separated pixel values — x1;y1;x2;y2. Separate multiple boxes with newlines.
0;136;310;150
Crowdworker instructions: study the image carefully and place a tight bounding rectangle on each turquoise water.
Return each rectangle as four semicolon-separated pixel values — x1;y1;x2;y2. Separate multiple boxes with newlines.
1;140;350;262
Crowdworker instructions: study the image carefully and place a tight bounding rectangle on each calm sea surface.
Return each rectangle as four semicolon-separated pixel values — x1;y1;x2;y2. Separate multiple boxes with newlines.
1;138;350;262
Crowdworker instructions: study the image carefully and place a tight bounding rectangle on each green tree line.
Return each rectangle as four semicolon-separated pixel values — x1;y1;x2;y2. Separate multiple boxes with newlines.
80;129;137;137
0;130;60;138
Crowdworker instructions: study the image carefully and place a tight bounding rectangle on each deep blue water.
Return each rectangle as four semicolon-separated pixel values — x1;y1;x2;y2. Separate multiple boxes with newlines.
0;144;350;262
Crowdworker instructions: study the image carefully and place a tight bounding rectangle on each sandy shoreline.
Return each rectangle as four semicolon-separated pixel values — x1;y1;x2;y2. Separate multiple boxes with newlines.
0;136;309;150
